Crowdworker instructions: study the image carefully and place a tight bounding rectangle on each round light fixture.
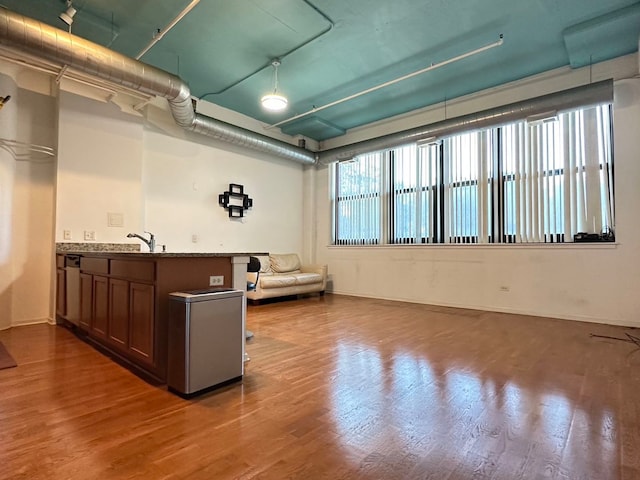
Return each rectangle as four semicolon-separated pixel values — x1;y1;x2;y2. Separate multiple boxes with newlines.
261;93;288;112
261;59;288;112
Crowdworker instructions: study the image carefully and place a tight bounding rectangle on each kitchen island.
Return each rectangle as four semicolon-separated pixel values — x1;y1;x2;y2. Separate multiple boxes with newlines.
56;247;261;383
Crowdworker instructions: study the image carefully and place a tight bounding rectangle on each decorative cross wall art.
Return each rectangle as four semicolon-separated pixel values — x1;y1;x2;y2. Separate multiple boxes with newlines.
218;183;253;218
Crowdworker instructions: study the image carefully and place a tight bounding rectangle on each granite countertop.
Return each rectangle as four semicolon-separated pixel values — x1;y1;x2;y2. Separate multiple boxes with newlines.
56;242;141;253
56;243;266;258
71;252;264;258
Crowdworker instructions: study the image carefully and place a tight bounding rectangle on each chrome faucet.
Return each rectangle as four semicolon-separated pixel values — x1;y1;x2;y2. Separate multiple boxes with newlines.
126;231;156;253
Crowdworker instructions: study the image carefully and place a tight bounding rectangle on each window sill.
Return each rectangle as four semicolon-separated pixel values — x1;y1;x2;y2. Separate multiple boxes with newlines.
327;242;619;250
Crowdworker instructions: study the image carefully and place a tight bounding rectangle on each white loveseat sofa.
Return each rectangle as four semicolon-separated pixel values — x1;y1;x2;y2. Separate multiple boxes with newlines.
246;253;327;303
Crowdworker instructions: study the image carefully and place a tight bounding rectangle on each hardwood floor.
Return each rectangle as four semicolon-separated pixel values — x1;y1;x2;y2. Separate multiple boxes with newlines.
1;294;639;479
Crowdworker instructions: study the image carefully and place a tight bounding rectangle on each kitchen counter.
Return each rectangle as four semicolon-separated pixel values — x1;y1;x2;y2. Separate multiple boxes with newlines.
61;251;265;258
55;247;264;382
56;242;265;257
56;242;141;252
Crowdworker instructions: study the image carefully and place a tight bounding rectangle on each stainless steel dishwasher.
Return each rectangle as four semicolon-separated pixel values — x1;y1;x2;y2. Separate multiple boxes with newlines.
65;254;81;326
167;288;244;395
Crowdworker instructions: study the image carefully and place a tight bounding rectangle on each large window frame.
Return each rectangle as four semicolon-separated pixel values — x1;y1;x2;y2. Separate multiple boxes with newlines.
332;103;615;246
333;151;384;245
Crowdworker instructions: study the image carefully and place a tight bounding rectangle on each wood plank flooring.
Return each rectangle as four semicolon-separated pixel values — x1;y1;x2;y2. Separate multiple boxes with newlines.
1;294;639;479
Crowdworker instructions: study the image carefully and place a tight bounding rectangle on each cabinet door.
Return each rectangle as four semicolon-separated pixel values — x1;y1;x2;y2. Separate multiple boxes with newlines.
79;273;93;331
92;276;109;340
108;278;129;348
129;282;155;366
56;268;66;319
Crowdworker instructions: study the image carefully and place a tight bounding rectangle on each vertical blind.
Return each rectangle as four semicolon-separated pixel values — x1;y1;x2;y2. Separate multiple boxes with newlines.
502;104;614;243
443;131;493;243
392;145;418;243
333;103;614;245
334;151;383;245
391;143;440;243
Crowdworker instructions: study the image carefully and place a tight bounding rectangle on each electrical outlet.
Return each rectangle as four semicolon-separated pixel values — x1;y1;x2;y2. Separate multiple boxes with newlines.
63;230;72;240
192;234;198;243
499;285;510;292
84;230;96;241
209;275;224;286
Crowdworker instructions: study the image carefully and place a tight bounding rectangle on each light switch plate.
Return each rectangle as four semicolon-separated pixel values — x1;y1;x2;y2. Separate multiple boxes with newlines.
63;230;72;240
108;212;124;227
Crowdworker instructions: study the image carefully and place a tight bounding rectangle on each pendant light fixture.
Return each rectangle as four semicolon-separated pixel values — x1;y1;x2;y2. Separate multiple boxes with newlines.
261;59;288;112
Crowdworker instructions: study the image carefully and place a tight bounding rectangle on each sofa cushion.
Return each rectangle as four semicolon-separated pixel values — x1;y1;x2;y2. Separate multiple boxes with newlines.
260;274;297;288
294;272;323;285
270;253;301;273
256;255;272;273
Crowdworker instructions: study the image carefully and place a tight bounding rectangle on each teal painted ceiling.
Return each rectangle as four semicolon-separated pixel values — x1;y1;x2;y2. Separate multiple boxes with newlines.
2;0;639;141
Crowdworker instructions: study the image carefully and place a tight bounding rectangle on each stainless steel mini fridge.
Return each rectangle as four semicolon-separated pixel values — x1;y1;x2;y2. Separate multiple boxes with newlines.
168;288;244;395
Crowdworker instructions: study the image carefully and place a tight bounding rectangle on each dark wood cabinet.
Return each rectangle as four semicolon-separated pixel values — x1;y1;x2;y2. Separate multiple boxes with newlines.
108;278;129;348
83;266;155;366
129;282;155;365
92;276;109;340
82;259;159;372
74;253;235;382
79;273;93;331
56;267;66;319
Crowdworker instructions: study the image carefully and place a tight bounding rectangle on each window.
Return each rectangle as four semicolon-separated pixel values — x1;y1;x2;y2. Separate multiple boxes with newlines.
443;130;494;243
332;103;614;245
391;144;437;244
334;151;383;245
501;106;614;243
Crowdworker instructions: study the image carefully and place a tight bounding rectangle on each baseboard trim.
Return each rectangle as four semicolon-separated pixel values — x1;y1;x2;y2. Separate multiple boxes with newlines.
329;290;640;328
11;317;52;328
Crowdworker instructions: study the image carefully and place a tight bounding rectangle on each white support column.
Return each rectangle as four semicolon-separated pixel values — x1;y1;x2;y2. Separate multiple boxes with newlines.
231;255;250;366
231;255;250;291
0;73;18;330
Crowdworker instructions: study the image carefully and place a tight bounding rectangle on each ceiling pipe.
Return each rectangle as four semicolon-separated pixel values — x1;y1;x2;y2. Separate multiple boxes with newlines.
200;0;334;98
318;79;613;164
0;8;316;165
136;0;200;60
267;35;505;130
0;48;154;103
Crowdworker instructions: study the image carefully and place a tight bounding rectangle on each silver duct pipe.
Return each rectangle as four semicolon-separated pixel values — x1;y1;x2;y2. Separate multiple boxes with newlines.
0;8;316;165
318;80;613;164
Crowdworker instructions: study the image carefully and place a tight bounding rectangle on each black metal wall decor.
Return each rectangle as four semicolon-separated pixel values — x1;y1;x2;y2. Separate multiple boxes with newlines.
218;183;253;218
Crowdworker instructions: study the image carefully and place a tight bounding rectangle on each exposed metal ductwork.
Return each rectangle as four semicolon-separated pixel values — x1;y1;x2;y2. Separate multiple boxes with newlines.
0;8;316;165
318;79;613;164
0;8;616;168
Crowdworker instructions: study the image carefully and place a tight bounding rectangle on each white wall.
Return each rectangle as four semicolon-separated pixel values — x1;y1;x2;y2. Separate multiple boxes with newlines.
54;92;305;254
3;50;637;329
12;161;56;326
56;91;144;244
0;70;56;329
313;60;640;327
0;73;18;330
0;70;305;330
12;87;56;327
142;128;304;254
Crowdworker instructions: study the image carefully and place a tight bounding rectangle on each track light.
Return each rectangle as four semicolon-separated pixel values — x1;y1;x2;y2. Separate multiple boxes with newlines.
261;59;288;112
59;1;76;27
